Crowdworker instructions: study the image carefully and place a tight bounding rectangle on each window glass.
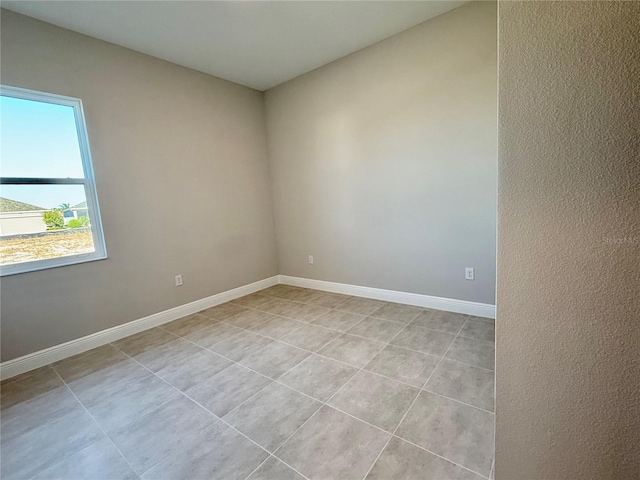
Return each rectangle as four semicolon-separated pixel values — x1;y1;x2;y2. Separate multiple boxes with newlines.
0;86;106;275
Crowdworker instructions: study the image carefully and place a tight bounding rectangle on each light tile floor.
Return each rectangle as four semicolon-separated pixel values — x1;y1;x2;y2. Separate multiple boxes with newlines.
0;285;495;480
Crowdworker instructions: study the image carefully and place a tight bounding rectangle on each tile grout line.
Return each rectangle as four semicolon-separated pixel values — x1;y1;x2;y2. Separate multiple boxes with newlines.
358;311;434;480
48;367;140;479
41;289;491;480
134;292;495;441
161;301;492;424
390;435;492;480
112;311;336;480
242;454;274;480
10;288;492;480
419;317;492;478
153;313;494;476
361;316;491;480
197;292;491;476
161;311;495;376
272;310;421;478
109;341;312;480
258;289;494;324
224;301;495;367
245;308;422;478
202;292;494;362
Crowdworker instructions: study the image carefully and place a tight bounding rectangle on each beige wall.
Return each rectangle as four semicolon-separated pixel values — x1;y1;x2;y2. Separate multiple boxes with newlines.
264;1;497;305
497;2;640;478
0;10;278;361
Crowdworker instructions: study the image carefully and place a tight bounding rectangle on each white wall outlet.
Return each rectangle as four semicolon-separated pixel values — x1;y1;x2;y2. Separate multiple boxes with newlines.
175;274;183;286
308;255;314;265
465;268;475;280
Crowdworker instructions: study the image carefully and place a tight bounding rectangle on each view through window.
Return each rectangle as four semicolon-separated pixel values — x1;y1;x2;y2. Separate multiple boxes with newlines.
0;86;107;275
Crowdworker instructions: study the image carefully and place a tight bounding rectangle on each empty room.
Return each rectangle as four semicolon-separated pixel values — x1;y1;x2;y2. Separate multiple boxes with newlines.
0;1;637;479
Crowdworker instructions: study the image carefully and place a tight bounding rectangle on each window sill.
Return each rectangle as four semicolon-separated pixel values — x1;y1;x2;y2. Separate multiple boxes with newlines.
0;253;108;277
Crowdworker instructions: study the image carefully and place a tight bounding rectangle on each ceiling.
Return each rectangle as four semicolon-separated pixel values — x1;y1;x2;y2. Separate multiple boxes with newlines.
2;1;468;91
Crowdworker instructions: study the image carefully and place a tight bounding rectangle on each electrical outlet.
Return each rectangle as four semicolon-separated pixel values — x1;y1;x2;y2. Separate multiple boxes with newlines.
465;268;474;280
175;274;183;286
308;255;314;265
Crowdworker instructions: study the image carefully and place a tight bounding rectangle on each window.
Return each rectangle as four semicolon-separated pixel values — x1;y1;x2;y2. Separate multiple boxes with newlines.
0;85;107;275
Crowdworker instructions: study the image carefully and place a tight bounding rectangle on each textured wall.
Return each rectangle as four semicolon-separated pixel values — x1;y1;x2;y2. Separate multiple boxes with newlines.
497;1;640;478
0;10;278;361
265;1;497;305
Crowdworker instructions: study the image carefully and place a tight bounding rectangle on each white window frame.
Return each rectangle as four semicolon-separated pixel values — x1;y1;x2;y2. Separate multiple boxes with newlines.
1;85;107;276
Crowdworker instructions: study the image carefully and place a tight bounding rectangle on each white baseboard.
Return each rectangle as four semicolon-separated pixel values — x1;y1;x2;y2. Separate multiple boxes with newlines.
1;274;494;381
0;275;278;381
279;275;496;319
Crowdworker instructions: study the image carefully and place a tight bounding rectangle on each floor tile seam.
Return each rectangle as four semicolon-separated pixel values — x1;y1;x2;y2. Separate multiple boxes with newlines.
466;315;496;324
154;330;344;428
338;310;432;396
389;434;492;480
418;387;495;414
311;294;355;310
108;344;275;478
23;438;99;480
87;296;488;479
229;296;317;317
242;454;274;480
409;317;468;337
51;357;159;410
204;405;314;480
123;336;237;376
361;315;468;480
149;328;243;366
222;314;281;332
243;317;313;340
359;363;427;479
114;304;483;480
419;317;467;395
273;332;426;387
317;327;392;407
118;311;490;391
300;321;388;343
160;320;286;363
456;333;497;344
171;320;495;469
210;297;320;322
219;351;317;420
259;332;393;465
203;313;387;372
158;323;249;350
234;302;302;318
434;356;496;373
48;368;139;478
300;301;412;326
108;343;221;422
206;292;421;327
226;310;319;327
214;313;309;339
113;306;490;453
337;312;404;341
447;319;495;346
267;404;327;475
135;421;229;479
273;325;403;467
152;327;320;395
193;343;419;426
309;302;411;325
404;317;494;477
233;311;486;363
